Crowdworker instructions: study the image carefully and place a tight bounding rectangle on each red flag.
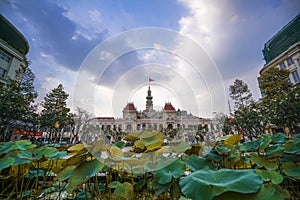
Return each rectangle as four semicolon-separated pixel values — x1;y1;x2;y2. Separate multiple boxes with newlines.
149;77;154;82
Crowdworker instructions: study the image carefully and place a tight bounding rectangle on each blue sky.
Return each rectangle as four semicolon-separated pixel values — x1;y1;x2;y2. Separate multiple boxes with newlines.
0;0;299;117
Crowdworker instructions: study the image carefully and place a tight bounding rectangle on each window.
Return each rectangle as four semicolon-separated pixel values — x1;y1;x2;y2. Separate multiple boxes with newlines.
292;71;300;83
287;57;294;65
0;52;10;63
279;62;286;69
0;68;6;77
286;77;291;83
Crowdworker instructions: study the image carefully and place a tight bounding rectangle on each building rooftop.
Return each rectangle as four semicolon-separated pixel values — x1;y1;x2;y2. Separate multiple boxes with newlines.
0;14;29;56
262;14;300;64
123;103;137;111
164;103;175;111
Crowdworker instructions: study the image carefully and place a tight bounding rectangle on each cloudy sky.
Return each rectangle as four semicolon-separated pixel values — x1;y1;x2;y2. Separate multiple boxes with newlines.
1;0;299;118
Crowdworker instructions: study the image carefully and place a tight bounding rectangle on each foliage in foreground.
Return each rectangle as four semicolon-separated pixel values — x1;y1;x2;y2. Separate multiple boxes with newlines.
0;132;300;199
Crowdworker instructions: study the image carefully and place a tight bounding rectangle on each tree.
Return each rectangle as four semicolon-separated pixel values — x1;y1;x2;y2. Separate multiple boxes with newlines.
260;67;299;134
229;80;266;140
229;79;253;109
260;67;291;101
40;84;70;142
0;67;38;141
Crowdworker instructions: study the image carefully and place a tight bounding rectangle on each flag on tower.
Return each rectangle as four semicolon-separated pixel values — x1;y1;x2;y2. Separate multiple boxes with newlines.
149;77;154;82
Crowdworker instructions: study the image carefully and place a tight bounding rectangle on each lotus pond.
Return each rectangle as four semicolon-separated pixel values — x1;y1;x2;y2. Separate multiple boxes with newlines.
0;131;299;199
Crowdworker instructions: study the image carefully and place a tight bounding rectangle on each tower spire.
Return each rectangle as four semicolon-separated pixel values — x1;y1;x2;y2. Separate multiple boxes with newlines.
146;85;153;113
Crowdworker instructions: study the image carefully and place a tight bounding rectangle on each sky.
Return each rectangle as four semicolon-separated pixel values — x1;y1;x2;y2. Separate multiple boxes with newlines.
1;0;299;118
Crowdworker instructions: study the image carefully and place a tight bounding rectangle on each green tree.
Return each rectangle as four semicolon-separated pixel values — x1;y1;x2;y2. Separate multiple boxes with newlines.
260;67;299;134
0;67;38;141
260;67;291;101
229;79;253;109
40;84;70;142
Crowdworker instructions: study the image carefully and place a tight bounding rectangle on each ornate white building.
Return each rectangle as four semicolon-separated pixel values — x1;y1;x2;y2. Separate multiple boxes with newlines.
92;85;214;133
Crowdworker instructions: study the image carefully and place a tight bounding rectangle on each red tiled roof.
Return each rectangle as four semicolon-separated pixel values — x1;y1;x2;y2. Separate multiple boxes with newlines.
95;117;115;121
123;103;137;111
164;103;175;111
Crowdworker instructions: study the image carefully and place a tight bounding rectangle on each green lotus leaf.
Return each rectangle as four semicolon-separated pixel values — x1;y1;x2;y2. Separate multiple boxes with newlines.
48;151;67;160
169;140;191;153
282;162;300;178
239;139;262;152
153;181;173;195
5;151;32;165
68;143;85;152
113;141;126;149
265;144;284;157
144;156;177;171
280;154;300;163
66;159;104;192
216;146;231;154
0;157;14;171
215;183;290;200
251;155;278;170
259;134;272;151
109;181;134;199
0;140;36;154
154;158;185;184
293;133;300;140
180;169;263;200
271;133;287;143
133;131;164;153
255;169;283;184
205;150;222;162
57;165;76;181
284;141;300;154
183;155;213;171
18;146;58;160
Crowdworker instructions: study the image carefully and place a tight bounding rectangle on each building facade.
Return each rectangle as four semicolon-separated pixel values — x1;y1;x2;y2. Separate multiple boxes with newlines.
92;85;214;133
0;14;29;85
258;14;300;97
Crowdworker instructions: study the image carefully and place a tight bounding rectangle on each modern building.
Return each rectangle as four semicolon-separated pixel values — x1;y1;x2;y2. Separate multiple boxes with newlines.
0;14;29;85
258;14;300;97
91;85;215;134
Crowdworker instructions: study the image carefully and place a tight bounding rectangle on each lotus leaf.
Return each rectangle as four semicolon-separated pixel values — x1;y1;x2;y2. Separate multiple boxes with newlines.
180;169;263;200
68;143;87;154
109;181;134;199
144;156;178;171
48;151;67;160
293;133;300;140
205;150;222;162
154;158;185;184
169;140;191;153
271;133;287;143
0;157;14;171
251;155;278;170
183;155;213;171
216;146;231;154
66;159;104;192
255;169;283;184
259;134;272;151
18;146;58;160
107;146;124;161
57;165;76;181
284;141;300;154
62;154;85;167
265;144;284;157
153;181;173;195
239;139;262;152
0;140;36;154
133;132;163;153
224;134;242;147
282;162;300;178
113;141;126;149
215;183;290;200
